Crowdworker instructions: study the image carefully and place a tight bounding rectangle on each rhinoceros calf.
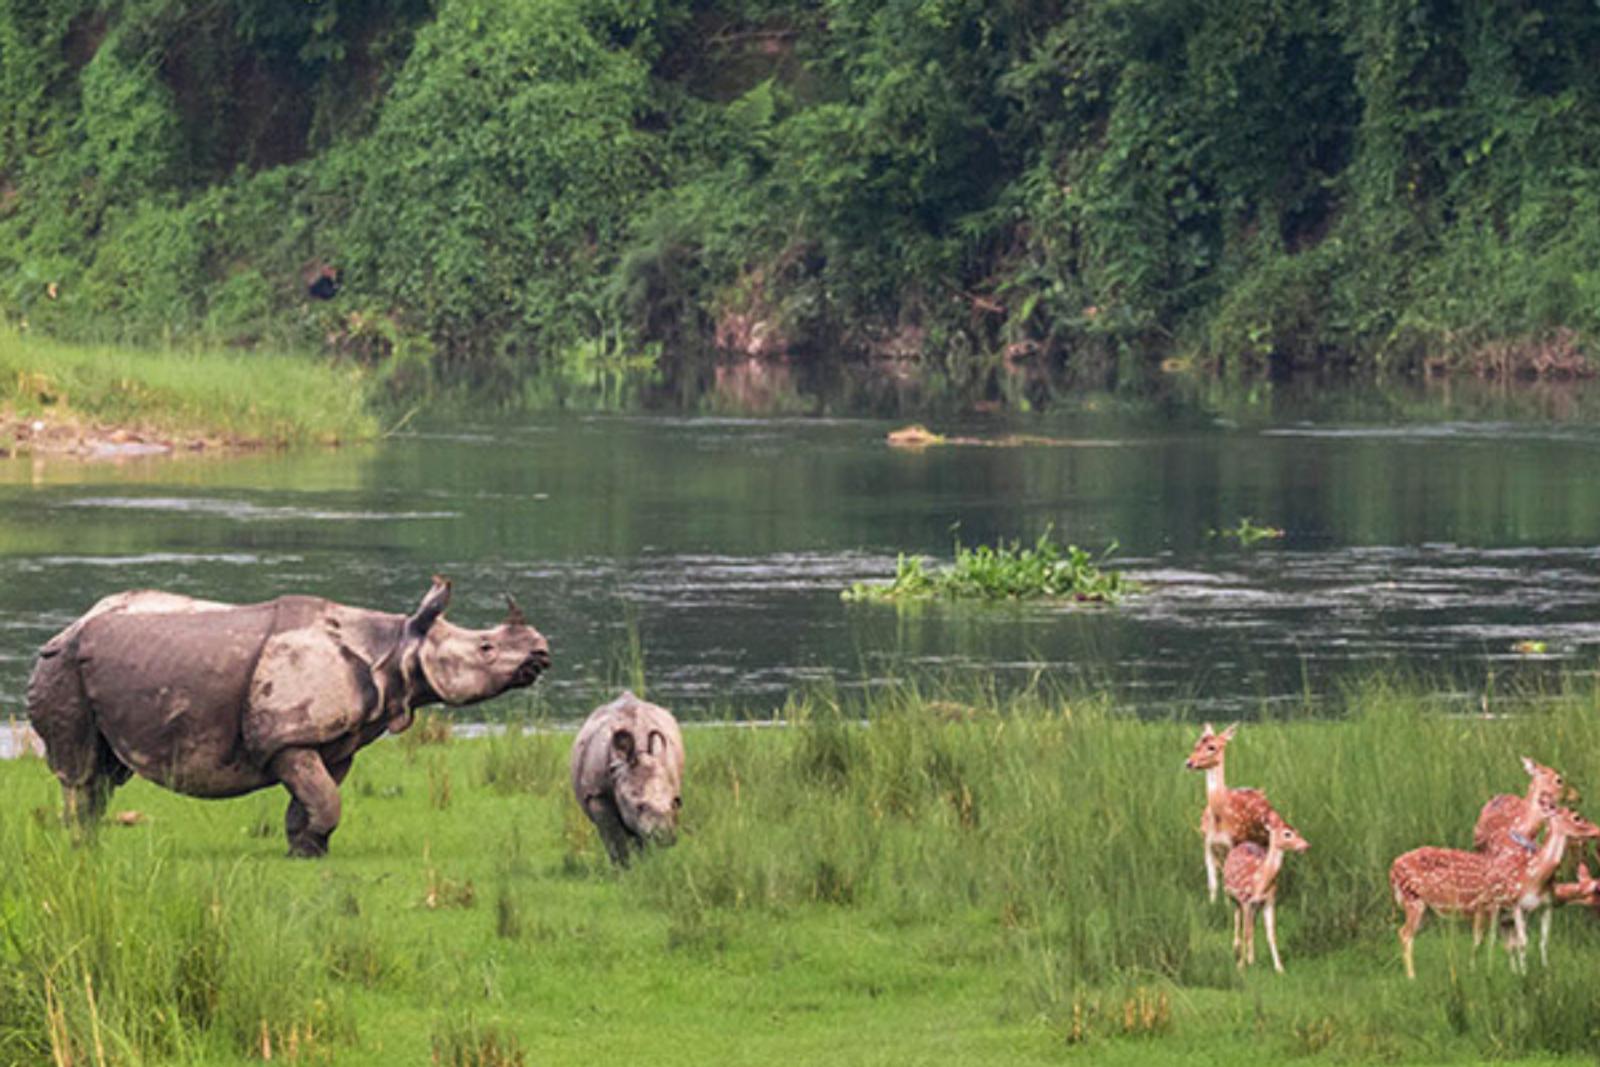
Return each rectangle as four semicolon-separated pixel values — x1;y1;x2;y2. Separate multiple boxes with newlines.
27;577;549;857
570;691;684;865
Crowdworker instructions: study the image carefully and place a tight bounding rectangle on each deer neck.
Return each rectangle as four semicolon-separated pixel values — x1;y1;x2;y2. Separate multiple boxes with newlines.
1513;787;1547;838
1252;840;1285;896
1204;763;1228;811
1522;824;1574;890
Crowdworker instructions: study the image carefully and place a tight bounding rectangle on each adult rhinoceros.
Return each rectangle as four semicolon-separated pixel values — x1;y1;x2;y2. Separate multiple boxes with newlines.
26;577;549;856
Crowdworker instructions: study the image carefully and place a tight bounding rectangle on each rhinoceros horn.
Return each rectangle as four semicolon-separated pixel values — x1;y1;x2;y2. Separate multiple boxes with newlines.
503;594;527;627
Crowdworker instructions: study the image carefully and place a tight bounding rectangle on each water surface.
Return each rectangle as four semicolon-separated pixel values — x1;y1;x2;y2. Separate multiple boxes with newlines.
4;393;1600;732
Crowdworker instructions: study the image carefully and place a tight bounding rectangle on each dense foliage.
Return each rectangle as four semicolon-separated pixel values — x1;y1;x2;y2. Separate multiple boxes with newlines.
5;0;1600;407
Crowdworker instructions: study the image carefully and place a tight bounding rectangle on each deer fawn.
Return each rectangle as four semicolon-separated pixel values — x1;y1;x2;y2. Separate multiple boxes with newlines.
1224;811;1310;973
1473;757;1568;853
1515;848;1600;968
1553;862;1600;907
1390;806;1600;978
1185;723;1275;903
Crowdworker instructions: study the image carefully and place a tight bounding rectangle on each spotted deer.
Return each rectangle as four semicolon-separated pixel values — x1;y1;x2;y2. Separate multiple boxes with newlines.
1223;811;1309;973
1185;723;1275;903
1552;862;1600;907
1514;849;1600;968
1390;806;1600;978
1473;757;1568;854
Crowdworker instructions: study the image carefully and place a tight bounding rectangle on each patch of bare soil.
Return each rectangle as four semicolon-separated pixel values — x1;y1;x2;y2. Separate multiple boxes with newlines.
0;411;233;461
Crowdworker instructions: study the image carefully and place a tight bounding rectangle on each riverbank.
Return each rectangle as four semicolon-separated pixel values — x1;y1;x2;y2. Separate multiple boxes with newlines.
4;681;1599;1064
0;328;378;457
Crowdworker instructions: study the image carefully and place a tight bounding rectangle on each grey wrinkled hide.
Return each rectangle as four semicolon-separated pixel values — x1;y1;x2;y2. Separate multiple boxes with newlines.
27;577;549;857
571;691;684;866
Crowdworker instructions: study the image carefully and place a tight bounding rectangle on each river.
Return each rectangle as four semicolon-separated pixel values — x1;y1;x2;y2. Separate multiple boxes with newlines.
4;387;1600;740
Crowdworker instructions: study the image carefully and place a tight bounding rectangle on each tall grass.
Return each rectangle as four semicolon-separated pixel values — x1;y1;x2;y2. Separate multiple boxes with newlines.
0;816;353;1063
634;677;1600;1054
0;326;378;447
5;677;1600;1062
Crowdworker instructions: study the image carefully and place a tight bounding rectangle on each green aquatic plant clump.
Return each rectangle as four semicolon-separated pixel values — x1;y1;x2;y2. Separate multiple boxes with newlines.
843;532;1133;604
1211;516;1286;547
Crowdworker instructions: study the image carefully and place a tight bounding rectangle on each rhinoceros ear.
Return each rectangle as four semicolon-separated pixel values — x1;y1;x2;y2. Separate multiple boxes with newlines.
647;729;666;756
407;576;452;637
503;594;527;628
612;728;637;764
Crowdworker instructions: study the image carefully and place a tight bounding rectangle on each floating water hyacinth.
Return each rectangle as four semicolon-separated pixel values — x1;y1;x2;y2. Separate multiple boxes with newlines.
1211;516;1286;546
843;530;1134;603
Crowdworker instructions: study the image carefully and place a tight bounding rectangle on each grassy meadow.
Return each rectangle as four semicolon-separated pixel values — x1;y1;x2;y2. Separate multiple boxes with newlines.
0;327;378;450
5;680;1600;1065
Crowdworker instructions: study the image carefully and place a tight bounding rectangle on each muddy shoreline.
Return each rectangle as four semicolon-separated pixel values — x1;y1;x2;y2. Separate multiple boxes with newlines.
0;411;244;460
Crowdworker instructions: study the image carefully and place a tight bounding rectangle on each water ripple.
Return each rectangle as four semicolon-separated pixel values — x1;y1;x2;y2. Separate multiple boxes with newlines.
64;497;456;522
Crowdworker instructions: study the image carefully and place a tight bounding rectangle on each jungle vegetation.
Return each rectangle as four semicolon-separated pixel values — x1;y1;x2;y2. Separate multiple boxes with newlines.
3;0;1600;410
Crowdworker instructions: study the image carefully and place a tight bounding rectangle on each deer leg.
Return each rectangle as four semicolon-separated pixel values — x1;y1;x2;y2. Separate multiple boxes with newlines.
1472;906;1498;970
1400;901;1424;979
1245;903;1258;966
1539;905;1552;968
1264;897;1284;973
1204;840;1220;903
1509;908;1528;973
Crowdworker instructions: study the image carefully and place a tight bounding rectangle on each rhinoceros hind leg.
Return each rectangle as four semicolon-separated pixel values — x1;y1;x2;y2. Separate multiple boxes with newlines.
272;748;342;858
28;648;124;832
60;734;130;833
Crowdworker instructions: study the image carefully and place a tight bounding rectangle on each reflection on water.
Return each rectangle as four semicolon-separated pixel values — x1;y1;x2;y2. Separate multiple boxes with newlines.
4;389;1600;727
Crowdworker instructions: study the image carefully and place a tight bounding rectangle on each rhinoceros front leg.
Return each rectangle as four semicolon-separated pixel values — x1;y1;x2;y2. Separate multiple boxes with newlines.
284;756;353;852
584;794;640;867
271;748;343;858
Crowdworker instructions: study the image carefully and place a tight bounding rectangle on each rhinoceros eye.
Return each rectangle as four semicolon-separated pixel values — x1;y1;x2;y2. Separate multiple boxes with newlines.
673;796;682;809
478;639;494;655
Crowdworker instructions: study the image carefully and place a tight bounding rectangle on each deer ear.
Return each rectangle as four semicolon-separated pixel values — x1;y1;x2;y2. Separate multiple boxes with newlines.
1220;723;1239;741
1201;722;1215;737
1521;755;1540;776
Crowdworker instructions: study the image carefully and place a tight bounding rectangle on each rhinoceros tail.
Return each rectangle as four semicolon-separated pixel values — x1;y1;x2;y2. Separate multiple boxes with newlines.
26;630;101;787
